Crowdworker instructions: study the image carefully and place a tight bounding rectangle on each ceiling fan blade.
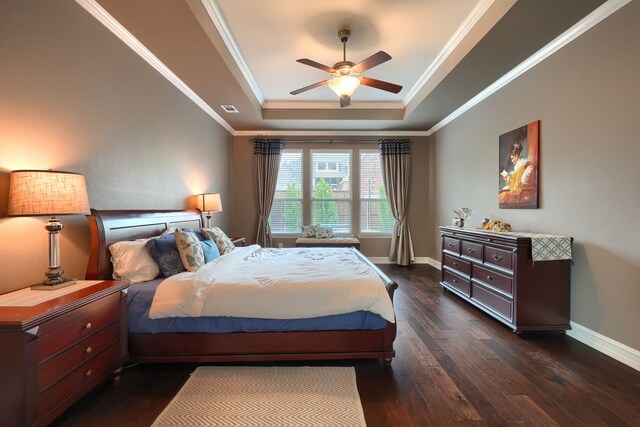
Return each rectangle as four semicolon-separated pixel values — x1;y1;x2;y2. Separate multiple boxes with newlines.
339;95;352;108
296;58;336;73
290;80;330;95
352;51;392;73
360;77;403;94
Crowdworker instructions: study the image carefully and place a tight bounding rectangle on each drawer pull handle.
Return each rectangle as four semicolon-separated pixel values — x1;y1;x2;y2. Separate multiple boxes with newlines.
85;322;92;330
453;262;458;266
467;248;475;253
453;279;458;283
487;275;493;281
448;243;454;248
85;346;92;354
85;370;93;377
493;255;503;261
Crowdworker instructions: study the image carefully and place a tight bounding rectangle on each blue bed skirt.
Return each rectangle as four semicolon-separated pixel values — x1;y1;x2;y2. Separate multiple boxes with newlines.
128;279;388;333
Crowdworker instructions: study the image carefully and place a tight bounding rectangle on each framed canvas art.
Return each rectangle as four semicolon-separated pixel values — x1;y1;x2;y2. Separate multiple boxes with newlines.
499;120;539;209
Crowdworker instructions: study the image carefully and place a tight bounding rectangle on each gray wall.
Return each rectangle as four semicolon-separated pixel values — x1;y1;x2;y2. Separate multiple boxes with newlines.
429;2;640;350
0;0;232;294
231;136;431;258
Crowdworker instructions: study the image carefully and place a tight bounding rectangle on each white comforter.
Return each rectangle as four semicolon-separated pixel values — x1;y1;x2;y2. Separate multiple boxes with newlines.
149;245;395;323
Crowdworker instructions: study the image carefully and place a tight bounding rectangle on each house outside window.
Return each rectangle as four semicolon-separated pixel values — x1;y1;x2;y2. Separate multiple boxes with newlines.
311;150;351;234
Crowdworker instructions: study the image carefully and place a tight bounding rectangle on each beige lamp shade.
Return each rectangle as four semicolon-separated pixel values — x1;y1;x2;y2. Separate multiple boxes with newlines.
198;193;222;212
8;170;90;216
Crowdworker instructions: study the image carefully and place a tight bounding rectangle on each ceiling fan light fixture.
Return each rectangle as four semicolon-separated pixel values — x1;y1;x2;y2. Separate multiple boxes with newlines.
328;75;361;98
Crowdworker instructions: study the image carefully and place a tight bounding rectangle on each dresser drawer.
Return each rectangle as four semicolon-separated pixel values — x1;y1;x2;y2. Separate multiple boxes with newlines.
38;299;120;363
38;343;120;418
443;270;470;296
443;236;460;254
471;283;513;321
443;254;470;276
38;322;120;393
472;264;513;296
461;240;482;262
484;245;512;271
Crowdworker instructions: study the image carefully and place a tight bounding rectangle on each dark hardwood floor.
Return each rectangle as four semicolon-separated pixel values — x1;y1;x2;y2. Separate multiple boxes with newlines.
52;264;640;426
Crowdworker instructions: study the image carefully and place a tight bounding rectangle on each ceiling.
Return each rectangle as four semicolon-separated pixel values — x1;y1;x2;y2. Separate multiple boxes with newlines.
90;0;606;134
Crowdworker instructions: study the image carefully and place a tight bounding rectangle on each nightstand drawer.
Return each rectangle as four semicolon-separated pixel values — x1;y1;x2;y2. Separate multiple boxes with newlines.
38;297;120;363
38;343;120;418
443;254;470;276
38;322;120;393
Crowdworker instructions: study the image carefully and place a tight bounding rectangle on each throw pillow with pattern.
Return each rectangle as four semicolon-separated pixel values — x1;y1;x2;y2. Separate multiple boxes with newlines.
301;224;318;238
315;226;335;239
175;229;205;272
201;227;235;255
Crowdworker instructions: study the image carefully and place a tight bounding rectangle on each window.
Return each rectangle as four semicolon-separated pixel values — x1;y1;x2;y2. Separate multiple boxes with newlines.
311;150;351;234
268;150;302;233
360;150;394;233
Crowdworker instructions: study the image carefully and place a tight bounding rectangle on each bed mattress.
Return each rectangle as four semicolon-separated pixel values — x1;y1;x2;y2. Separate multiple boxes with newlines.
127;279;387;333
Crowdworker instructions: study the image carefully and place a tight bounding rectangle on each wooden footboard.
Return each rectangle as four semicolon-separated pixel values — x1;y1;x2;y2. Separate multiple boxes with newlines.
87;209;398;364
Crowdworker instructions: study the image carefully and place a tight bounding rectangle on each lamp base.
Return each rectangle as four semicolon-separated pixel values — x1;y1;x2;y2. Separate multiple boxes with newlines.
31;279;77;291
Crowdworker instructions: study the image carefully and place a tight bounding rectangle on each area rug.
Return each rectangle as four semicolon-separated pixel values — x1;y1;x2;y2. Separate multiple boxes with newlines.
152;366;366;426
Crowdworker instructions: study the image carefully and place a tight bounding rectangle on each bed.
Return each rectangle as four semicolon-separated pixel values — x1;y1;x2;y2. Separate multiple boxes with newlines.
85;209;398;364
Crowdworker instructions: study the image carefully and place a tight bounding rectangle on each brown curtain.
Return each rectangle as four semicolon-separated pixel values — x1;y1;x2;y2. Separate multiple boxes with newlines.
253;138;283;247
379;139;414;265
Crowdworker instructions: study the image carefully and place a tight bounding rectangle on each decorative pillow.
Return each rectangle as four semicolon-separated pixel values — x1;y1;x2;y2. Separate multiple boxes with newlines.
315;226;335;239
109;238;160;283
146;234;186;277
301;224;318;238
201;227;235;255
175;229;205;272
201;238;221;263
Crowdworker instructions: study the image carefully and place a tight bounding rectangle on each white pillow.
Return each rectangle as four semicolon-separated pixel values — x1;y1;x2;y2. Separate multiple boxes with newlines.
109;239;160;283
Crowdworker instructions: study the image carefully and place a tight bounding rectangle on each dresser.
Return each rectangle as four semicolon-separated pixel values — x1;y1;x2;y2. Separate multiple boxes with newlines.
0;280;128;427
439;227;572;333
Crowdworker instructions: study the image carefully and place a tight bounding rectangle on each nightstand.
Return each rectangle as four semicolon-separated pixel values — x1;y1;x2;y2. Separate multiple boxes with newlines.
231;237;246;247
0;280;129;427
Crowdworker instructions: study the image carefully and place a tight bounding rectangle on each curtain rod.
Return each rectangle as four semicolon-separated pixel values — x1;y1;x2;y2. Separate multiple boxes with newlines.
250;139;412;144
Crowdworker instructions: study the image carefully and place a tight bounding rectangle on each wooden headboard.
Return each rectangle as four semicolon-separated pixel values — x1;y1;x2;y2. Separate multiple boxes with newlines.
85;209;202;280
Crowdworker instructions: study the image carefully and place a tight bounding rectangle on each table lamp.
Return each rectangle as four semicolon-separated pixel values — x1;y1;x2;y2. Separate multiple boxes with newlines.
8;170;90;290
198;193;222;228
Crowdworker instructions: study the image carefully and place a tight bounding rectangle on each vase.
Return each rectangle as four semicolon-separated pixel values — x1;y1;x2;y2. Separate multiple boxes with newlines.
453;217;464;227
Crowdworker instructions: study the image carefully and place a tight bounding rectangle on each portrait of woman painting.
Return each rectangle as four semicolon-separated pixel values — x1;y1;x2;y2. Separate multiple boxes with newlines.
498;120;539;209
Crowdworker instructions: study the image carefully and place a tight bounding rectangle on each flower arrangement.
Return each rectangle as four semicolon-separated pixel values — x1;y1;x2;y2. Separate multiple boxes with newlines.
452;207;475;220
452;207;474;227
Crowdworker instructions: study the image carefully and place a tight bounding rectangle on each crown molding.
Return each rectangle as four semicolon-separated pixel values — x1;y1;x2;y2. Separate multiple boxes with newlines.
426;0;632;136
200;0;265;105
403;0;496;107
233;130;429;137
75;0;235;135
263;101;405;110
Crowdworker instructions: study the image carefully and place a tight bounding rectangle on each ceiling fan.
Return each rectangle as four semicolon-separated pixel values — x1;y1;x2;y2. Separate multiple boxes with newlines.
290;29;403;108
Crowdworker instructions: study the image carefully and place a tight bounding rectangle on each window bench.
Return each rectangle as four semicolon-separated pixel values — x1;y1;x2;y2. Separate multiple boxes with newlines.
295;237;360;250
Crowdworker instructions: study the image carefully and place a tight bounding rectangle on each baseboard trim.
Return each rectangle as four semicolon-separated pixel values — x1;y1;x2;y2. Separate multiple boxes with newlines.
567;322;640;371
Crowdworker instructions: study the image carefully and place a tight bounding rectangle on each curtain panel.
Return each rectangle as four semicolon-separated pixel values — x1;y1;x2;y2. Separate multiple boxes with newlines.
379;139;415;266
252;138;284;247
